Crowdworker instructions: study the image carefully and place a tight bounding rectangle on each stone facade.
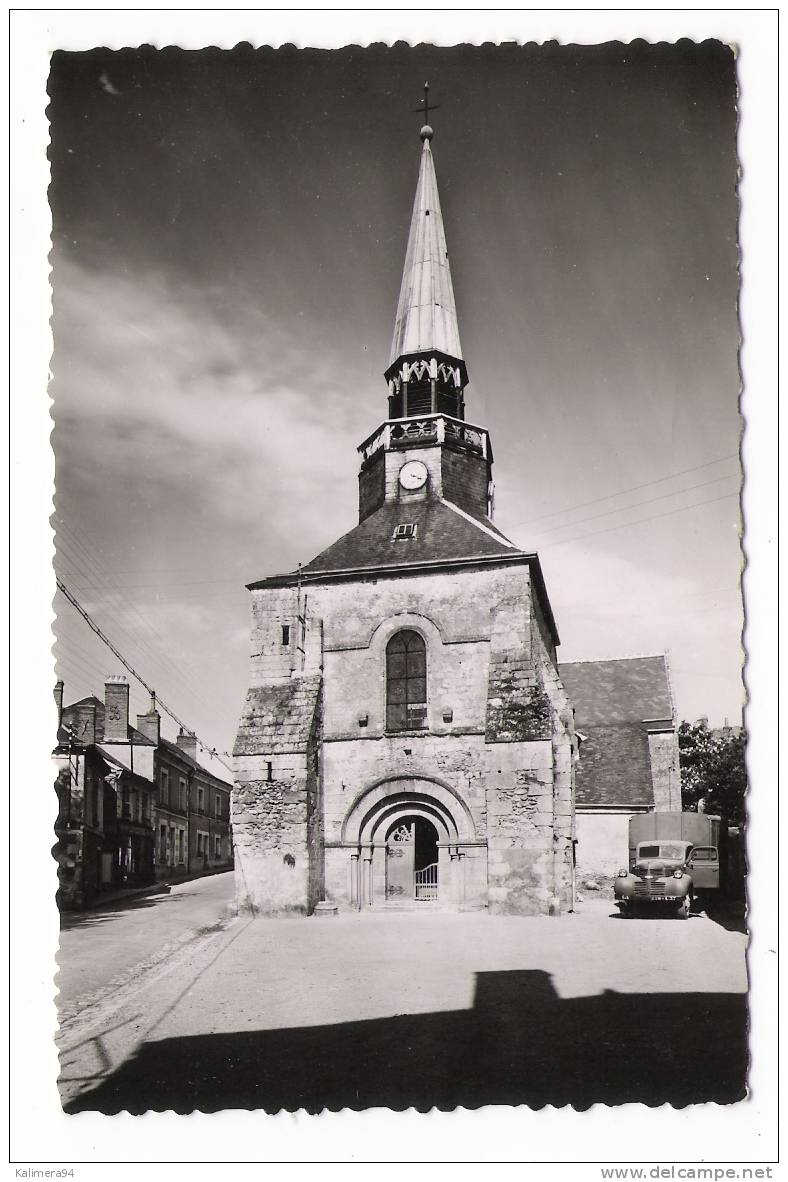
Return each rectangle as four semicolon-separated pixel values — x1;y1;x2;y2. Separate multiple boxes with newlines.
232;123;577;917
233;561;577;916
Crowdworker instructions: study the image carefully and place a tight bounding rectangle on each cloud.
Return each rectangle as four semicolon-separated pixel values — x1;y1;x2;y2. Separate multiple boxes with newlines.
51;254;371;555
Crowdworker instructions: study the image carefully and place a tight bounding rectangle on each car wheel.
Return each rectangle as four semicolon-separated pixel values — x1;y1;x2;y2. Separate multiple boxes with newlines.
677;895;691;920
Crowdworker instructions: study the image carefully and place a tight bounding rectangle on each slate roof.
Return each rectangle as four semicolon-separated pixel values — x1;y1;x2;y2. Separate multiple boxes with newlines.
558;656;674;727
234;675;322;757
290;497;516;577
570;723;655;808
558;656;674;809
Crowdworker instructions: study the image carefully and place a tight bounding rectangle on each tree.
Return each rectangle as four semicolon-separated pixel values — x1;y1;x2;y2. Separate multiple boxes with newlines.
678;720;747;827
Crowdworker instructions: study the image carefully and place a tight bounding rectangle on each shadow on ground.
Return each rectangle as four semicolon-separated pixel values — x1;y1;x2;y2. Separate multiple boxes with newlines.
59;892;185;931
64;969;748;1113
703;901;748;934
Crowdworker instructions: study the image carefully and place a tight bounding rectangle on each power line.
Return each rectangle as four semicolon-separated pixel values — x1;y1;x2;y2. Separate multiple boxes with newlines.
527;471;739;539
507;453;739;530
54;522;219;717
539;490;739;551
56;576;233;775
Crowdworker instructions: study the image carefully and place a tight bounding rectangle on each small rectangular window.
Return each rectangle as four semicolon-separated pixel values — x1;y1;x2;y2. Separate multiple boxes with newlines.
393;523;417;540
266;761;273;782
281;624;290;645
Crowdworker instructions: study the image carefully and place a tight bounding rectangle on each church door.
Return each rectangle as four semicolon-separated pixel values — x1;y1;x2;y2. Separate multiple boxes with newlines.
386;822;415;900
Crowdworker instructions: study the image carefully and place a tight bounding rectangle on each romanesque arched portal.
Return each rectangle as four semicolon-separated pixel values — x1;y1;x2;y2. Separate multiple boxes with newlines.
337;775;485;909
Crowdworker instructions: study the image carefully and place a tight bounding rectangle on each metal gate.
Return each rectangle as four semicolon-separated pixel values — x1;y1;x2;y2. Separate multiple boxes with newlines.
414;862;438;901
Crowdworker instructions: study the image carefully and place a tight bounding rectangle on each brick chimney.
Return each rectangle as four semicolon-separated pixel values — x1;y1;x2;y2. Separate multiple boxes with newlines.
136;691;161;745
104;675;130;742
176;729;198;762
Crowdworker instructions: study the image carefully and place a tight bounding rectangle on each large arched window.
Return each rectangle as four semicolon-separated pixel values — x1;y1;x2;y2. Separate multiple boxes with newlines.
386;630;427;732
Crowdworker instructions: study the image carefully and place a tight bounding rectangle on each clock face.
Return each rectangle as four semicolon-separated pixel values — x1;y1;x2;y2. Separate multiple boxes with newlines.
399;460;429;490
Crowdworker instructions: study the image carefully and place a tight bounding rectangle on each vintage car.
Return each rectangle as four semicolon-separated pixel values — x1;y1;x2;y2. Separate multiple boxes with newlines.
614;839;716;918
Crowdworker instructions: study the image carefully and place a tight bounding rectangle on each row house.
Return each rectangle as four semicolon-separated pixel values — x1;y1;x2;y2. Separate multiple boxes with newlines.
143;702;233;880
54;677;233;910
54;676;157;910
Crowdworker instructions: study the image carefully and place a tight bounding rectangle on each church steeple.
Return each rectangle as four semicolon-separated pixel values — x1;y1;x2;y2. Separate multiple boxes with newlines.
355;110;495;528
385;121;468;421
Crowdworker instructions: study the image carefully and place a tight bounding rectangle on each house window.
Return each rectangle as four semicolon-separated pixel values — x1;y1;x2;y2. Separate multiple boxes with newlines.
393;523;417;540
179;776;187;811
177;828;185;864
281;624;290;646
160;767;169;807
386;629;427;732
214;835;221;859
159;823;167;864
197;786;205;814
215;793;221;818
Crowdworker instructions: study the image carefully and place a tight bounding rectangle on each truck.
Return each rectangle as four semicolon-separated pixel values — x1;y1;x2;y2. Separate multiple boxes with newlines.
613;812;721;918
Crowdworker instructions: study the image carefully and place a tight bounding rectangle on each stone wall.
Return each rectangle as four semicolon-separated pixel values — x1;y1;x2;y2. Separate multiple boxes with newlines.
648;729;682;811
233;676;323;914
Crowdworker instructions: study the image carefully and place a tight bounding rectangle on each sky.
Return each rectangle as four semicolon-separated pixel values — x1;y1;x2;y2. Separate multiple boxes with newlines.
48;40;742;762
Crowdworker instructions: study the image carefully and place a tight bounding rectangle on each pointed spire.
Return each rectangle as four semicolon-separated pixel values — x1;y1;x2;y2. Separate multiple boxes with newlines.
389;129;463;366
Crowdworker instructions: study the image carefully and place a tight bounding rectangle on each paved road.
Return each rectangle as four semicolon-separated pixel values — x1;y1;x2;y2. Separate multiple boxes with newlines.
57;871;236;1018
58;896;748;1113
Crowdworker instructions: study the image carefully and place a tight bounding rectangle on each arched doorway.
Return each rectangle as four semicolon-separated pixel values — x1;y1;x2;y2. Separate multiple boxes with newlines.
385;815;439;902
339;774;481;910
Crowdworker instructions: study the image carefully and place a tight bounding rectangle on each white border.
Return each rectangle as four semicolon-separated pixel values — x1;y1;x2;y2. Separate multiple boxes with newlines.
9;7;778;1172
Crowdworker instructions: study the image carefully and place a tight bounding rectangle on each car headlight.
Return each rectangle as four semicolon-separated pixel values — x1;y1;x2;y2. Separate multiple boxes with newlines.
617;868;628;878
673;869;684;879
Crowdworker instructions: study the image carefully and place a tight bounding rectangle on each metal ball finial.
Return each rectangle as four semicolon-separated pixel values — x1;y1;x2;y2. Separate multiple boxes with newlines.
420;124;434;141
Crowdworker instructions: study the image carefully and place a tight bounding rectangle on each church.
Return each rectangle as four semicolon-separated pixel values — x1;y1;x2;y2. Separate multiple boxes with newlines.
232;116;579;916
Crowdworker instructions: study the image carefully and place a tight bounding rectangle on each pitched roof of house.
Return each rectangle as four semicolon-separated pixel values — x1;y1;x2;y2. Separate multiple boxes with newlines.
59;695;156;747
158;736;232;788
558;656;674;809
558;656;674;727
570;723;656;808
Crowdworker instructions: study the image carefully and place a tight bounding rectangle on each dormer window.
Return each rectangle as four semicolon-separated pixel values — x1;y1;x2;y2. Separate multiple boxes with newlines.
393;523;418;540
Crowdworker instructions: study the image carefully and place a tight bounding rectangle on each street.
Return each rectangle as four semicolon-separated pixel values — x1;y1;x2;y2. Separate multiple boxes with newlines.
57;897;748;1113
57;871;236;1021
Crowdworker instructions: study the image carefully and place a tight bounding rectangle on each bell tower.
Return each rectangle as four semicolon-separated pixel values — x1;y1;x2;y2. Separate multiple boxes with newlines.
358;117;494;525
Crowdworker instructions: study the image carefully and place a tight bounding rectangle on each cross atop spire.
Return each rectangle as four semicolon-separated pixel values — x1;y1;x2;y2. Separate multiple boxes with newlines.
413;81;440;137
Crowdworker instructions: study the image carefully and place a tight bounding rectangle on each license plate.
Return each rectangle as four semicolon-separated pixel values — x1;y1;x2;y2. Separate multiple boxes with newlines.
642;895;674;901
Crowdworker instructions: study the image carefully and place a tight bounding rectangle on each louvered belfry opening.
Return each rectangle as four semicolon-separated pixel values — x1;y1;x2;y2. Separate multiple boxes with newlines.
389;378;463;421
386;629;427;731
